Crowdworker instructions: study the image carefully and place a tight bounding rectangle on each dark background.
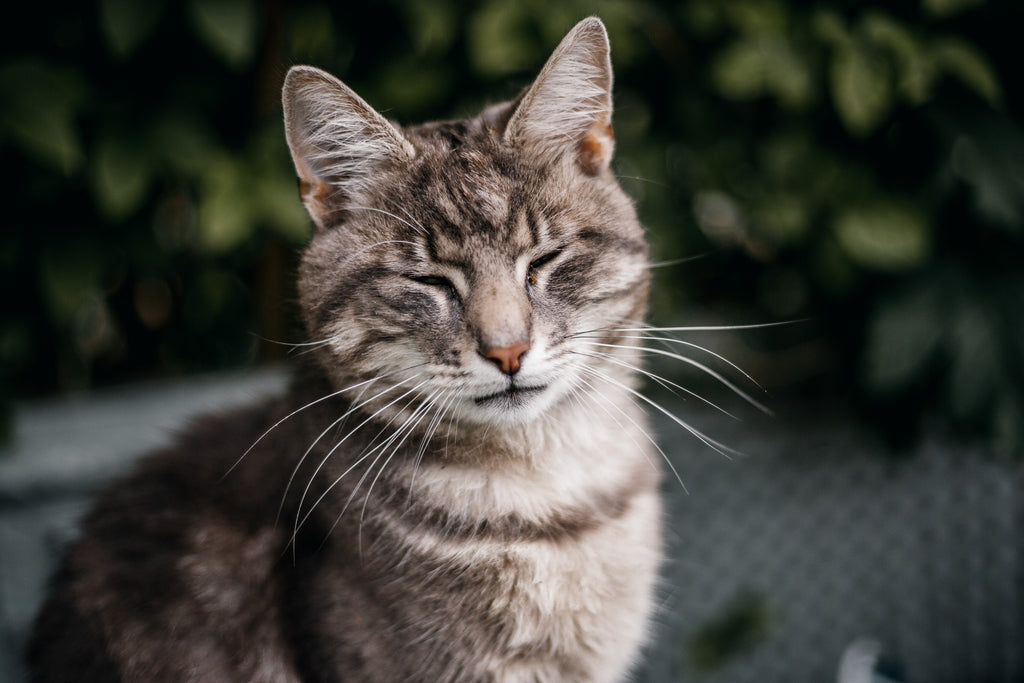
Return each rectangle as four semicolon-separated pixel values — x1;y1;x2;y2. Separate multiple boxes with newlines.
2;0;1022;455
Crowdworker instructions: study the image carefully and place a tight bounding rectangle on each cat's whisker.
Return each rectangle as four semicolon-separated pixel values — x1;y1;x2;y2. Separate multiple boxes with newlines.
254;333;341;350
572;349;741;421
578;332;765;390
350;239;424;261
293;391;426;557
573;320;806;339
292;379;432;549
605;320;808;334
386;201;429;236
575;340;772;416
613;173;668;189
576;364;744;459
226;369;421;481
276;372;424;528
346;205;426;236
645;253;716;269
355;389;449;554
314;391;427;531
314;385;450;553
442;387;465;456
570;373;688;493
302;382;453;553
407;388;459;501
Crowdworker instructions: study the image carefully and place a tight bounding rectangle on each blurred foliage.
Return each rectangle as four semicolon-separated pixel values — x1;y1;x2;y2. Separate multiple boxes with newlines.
1;0;1022;455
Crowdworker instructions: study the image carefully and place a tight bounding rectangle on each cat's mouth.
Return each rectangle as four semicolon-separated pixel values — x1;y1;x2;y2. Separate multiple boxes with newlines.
473;384;548;409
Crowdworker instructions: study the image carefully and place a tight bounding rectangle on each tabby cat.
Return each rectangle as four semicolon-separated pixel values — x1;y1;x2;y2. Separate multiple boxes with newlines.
28;17;664;682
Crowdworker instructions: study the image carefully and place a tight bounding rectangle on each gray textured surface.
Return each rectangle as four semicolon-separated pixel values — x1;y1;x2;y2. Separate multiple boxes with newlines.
638;401;1024;682
1;370;1021;682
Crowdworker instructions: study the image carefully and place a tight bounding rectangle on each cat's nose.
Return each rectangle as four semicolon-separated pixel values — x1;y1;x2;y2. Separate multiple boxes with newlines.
481;341;530;376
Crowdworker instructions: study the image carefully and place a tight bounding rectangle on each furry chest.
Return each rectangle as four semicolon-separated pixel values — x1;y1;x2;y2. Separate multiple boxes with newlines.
364;488;662;682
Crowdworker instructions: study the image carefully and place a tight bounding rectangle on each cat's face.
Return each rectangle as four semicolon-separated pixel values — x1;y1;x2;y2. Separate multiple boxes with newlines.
285;19;648;428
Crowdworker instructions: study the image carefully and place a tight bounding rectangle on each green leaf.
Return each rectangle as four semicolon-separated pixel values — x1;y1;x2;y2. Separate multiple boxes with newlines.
811;9;850;46
830;41;892;136
99;0;166;58
198;188;250;254
833;202;930;271
862;12;937;104
0;60;88;173
196;156;254;253
712;35;813;109
91;133;152;218
188;0;258;68
767;43;814;109
862;279;943;394
933;38;1001;106
711;39;769;100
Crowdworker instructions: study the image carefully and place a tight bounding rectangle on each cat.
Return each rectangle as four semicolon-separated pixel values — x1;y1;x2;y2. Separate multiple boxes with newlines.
27;17;665;682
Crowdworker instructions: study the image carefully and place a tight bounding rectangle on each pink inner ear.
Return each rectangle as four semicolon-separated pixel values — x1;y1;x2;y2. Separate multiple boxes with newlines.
577;121;615;175
299;179;336;228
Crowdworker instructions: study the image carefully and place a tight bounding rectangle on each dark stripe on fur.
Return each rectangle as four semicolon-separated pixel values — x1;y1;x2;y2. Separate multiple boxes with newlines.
375;463;653;544
314;265;393;329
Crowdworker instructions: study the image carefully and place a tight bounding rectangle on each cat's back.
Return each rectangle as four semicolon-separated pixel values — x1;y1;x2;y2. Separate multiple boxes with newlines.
27;398;304;682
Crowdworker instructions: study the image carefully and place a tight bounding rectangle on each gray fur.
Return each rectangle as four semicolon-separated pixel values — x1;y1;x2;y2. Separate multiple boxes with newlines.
28;17;661;682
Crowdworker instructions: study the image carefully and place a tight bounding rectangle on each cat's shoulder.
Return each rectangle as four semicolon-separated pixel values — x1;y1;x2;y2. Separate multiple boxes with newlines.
27;396;301;681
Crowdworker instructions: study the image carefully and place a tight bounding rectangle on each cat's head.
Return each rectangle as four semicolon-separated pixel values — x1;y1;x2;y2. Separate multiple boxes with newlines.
282;18;648;429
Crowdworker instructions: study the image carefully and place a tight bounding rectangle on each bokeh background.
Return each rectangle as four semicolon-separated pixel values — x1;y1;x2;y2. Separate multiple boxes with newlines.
1;1;1023;680
2;0;1022;455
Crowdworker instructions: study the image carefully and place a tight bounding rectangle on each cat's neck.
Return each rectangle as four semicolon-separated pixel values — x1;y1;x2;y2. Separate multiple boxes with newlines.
406;395;657;526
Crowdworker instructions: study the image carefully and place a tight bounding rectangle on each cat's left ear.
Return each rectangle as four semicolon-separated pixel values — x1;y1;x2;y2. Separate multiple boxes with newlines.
504;17;614;175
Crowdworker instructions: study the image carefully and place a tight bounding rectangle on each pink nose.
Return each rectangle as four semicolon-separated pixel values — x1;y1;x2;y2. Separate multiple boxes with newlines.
482;341;530;375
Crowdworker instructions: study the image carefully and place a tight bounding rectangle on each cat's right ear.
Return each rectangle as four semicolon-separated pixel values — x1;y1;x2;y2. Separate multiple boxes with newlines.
504;17;615;175
282;66;415;229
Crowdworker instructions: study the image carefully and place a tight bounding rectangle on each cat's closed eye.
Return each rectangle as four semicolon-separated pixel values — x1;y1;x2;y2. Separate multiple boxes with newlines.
407;273;460;300
408;274;452;288
527;249;563;286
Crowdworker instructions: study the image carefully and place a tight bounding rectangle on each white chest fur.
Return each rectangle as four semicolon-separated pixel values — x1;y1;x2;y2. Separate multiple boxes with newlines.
383;403;663;682
486;490;662;683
